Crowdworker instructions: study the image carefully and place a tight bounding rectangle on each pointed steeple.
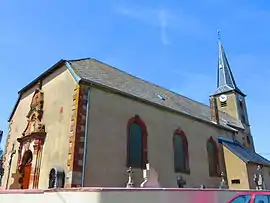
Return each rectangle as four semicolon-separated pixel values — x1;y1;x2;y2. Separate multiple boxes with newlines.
214;32;245;96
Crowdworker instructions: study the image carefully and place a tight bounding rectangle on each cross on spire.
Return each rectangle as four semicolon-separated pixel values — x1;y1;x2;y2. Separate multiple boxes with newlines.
217;30;221;41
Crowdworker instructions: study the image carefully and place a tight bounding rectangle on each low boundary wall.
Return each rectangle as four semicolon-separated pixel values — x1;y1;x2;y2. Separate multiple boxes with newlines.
0;188;252;203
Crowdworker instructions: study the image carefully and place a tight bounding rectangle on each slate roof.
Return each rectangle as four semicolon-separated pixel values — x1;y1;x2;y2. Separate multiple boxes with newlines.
218;137;270;166
67;58;244;130
214;42;245;96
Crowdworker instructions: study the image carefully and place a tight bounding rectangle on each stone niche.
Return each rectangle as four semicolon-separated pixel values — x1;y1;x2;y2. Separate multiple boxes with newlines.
22;88;45;137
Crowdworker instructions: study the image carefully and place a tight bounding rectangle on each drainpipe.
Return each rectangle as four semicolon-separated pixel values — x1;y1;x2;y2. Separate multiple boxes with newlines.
81;87;91;187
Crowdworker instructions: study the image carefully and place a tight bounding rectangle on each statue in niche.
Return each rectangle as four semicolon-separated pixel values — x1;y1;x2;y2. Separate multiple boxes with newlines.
30;115;37;134
22;88;45;137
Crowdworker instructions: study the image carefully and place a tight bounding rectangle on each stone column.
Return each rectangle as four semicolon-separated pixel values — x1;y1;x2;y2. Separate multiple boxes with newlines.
31;138;44;189
17;144;22;167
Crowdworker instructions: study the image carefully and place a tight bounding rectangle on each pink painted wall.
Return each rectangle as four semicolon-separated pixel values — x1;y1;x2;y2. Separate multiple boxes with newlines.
0;188;244;203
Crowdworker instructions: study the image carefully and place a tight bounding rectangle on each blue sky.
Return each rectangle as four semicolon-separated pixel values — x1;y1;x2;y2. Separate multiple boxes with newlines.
0;1;270;158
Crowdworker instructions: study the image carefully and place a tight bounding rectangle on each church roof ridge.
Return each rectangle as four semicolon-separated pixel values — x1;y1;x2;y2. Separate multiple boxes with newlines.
8;58;244;131
69;58;244;130
77;58;209;108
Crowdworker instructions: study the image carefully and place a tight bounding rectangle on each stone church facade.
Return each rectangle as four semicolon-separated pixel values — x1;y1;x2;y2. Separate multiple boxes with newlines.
1;41;270;190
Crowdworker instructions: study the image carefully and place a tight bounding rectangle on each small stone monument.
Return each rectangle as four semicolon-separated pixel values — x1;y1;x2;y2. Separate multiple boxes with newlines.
219;172;228;189
254;165;264;190
140;163;149;187
140;163;160;188
126;167;134;188
48;167;65;188
177;176;186;188
200;185;206;189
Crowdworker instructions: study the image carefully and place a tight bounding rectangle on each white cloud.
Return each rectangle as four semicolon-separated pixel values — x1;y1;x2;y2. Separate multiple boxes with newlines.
114;6;208;45
115;7;172;45
158;10;169;45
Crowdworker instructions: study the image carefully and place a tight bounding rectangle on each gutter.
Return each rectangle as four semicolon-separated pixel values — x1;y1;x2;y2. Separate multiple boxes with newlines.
81;87;91;186
65;61;81;83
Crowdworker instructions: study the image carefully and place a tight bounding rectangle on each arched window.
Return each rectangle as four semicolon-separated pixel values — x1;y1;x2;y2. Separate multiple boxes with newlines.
207;137;220;177
173;128;190;173
127;115;148;168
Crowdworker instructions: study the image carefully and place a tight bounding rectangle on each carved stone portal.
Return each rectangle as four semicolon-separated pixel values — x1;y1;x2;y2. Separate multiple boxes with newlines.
15;86;46;189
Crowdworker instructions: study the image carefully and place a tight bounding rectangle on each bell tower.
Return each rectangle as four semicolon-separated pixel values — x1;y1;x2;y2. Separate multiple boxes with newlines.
210;33;253;148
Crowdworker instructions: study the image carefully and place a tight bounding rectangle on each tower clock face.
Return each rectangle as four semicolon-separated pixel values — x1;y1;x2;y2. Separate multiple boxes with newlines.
219;94;227;102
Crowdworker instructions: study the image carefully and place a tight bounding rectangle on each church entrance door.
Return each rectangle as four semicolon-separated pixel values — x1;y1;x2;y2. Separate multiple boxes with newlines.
20;149;33;189
22;163;32;189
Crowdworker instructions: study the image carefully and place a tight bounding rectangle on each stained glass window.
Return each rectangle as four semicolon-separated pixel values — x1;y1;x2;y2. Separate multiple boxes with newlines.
207;138;219;176
173;130;189;173
128;122;143;168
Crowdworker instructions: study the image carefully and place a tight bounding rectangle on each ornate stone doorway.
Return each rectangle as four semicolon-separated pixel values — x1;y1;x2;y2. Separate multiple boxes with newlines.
14;85;46;189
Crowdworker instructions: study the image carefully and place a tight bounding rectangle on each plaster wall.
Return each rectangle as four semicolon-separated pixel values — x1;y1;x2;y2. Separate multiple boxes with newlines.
84;87;235;188
1;66;77;189
223;146;249;189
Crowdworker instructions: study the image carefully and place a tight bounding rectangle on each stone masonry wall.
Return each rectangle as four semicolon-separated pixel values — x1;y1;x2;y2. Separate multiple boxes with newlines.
66;85;88;187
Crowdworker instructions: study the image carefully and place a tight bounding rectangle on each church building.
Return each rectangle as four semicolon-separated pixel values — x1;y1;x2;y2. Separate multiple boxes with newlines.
1;40;270;190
